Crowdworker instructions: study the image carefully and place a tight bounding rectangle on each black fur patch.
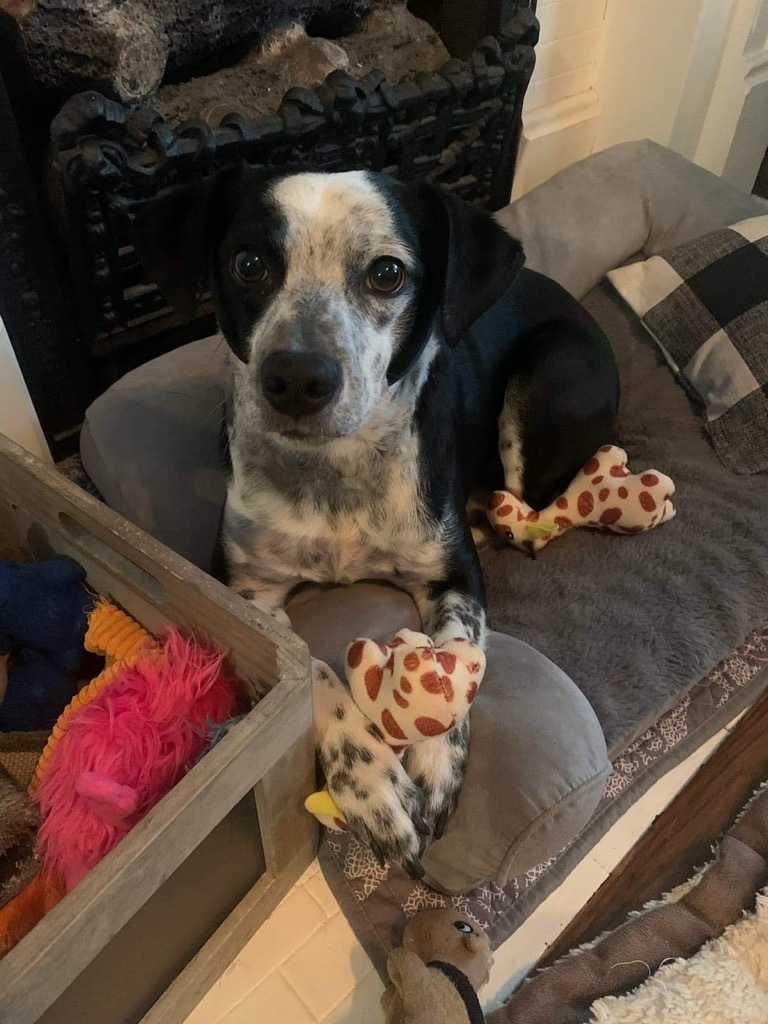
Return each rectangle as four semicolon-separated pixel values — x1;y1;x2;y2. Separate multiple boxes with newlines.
209;169;291;363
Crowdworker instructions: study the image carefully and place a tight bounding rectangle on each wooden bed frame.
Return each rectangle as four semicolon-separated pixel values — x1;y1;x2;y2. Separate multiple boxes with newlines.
538;682;768;967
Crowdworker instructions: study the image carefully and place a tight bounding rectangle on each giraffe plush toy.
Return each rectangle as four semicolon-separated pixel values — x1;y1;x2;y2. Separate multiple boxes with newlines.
305;629;486;832
487;445;676;555
345;630;485;745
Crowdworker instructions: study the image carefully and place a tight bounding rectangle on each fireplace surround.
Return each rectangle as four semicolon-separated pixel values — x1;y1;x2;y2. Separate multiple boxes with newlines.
0;1;537;456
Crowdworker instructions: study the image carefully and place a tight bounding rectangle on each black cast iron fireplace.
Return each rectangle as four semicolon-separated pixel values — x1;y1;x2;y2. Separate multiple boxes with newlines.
0;0;537;457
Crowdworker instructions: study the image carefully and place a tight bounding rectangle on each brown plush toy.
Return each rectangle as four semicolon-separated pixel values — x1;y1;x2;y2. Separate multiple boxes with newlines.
383;910;492;1023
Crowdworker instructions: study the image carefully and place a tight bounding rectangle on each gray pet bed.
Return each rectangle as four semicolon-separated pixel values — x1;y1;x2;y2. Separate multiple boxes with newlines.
312;144;768;968
81;141;768;967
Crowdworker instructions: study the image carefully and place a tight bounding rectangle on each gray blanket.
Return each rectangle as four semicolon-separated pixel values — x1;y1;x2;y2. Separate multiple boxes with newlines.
320;276;768;971
276;145;768;971
318;143;768;973
483;282;768;755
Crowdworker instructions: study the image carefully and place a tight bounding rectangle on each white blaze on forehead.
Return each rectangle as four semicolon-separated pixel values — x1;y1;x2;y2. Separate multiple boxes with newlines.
269;172;413;287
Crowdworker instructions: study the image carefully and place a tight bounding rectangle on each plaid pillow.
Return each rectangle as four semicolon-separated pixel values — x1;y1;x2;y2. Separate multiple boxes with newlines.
608;214;768;474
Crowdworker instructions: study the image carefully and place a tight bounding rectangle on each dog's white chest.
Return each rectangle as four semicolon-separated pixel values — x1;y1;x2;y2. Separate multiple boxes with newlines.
225;439;448;590
296;509;442;585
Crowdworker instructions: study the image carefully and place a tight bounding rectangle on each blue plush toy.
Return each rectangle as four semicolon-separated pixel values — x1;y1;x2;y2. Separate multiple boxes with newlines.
0;558;92;731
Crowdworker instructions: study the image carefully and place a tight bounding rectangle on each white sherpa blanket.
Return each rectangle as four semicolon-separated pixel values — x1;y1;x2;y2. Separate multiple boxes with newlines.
588;889;768;1023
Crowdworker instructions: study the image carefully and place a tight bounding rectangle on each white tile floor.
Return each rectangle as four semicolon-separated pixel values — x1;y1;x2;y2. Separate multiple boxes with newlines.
184;721;735;1024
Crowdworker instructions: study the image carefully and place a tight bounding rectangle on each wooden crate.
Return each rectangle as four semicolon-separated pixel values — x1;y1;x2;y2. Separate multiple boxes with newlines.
0;433;317;1024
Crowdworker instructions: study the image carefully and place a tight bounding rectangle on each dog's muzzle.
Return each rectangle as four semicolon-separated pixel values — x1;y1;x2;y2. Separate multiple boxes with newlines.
260;350;342;420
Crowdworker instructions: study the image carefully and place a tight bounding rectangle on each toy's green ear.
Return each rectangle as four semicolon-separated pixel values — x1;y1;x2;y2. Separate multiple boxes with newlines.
526;522;559;541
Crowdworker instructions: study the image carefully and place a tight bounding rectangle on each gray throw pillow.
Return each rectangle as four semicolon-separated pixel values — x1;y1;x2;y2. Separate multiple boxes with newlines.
607;214;768;474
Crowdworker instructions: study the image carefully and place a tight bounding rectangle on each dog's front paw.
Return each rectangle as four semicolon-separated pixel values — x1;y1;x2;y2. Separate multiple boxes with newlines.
324;748;429;878
402;718;470;839
313;660;428;877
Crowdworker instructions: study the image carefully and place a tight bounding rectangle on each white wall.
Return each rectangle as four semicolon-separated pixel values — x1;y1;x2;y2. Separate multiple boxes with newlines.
512;0;602;197
513;0;768;200
593;0;707;153
0;317;52;464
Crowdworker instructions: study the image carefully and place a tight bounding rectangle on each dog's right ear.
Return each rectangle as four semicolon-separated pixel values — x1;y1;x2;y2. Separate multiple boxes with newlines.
437;188;525;346
128;171;230;323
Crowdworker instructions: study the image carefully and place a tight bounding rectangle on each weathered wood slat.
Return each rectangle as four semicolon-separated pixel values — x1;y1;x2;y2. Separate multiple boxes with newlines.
0;434;308;697
0;433;317;1024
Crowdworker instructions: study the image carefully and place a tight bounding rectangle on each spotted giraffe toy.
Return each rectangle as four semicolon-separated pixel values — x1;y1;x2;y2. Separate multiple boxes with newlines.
487;445;676;555
305;629;485;832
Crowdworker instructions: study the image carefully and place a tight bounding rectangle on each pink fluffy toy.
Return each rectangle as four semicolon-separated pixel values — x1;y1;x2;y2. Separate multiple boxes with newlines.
35;628;241;890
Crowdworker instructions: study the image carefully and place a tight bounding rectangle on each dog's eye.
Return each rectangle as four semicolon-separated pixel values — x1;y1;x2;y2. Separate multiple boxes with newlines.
231;249;268;285
367;257;406;296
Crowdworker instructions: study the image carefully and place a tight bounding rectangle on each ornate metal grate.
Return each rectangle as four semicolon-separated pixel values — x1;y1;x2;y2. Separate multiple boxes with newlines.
50;7;537;357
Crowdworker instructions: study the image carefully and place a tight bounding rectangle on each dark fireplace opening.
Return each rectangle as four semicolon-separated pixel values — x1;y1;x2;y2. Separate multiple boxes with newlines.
0;0;537;458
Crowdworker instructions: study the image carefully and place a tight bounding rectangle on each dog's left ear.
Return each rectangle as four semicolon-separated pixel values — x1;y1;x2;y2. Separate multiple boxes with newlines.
436;189;525;346
127;166;241;323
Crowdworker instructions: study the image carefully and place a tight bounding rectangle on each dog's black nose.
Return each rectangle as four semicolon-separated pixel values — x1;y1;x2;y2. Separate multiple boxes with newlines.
260;350;342;419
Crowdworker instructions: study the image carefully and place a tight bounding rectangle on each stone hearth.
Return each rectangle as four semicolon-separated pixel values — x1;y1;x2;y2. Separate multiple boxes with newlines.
155;6;450;125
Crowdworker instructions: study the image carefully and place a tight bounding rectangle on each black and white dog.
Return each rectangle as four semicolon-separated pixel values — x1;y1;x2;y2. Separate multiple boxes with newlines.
135;167;619;875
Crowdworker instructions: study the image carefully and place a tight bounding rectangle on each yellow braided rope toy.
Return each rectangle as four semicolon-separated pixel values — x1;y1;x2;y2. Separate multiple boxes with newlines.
28;599;159;795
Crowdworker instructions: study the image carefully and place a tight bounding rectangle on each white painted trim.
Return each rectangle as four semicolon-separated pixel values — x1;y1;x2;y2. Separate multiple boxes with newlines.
694;0;768;189
0;316;52;465
669;0;737;159
522;89;600;141
511;90;599;199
